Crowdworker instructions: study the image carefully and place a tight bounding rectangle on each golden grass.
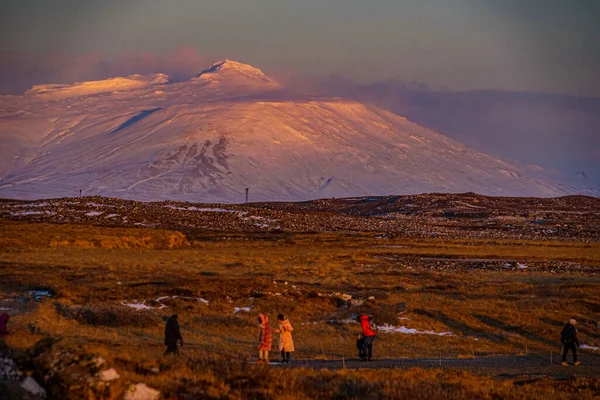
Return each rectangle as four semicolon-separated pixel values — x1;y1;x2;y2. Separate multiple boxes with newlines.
1;219;599;398
0;219;189;249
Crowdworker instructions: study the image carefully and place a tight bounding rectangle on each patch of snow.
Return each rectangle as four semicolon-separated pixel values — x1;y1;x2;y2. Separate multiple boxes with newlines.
234;306;253;313
165;206;235;212
121;301;154;311
85;211;103;216
105;214;118;218
121;300;166;310
11;202;49;208
10;211;46;216
580;344;599;351
517;263;528;269
86;202;115;208
378;324;454;336
151;295;209;306
334;318;359;325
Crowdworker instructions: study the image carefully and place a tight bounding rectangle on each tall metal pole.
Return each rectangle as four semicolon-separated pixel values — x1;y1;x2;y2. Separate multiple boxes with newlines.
245;188;249;203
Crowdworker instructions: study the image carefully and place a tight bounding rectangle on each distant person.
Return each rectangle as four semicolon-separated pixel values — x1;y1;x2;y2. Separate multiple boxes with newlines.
274;314;295;363
164;314;183;355
561;317;580;366
257;313;272;364
356;333;366;359
359;314;377;361
0;313;9;338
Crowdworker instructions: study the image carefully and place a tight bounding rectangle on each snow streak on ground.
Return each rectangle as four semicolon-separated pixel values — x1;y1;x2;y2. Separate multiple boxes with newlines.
164;206;235;212
377;324;454;336
581;345;600;351
304;318;453;336
121;295;209;311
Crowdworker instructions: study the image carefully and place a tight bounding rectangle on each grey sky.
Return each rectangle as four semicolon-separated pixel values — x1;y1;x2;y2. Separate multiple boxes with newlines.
1;0;599;95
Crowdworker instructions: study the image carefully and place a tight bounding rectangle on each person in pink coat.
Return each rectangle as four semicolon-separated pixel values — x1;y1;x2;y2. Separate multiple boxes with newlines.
257;313;272;363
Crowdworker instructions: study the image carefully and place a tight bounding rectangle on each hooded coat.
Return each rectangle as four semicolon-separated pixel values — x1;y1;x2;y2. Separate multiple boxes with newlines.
360;315;377;337
258;314;272;351
164;315;183;346
0;313;8;336
278;318;295;352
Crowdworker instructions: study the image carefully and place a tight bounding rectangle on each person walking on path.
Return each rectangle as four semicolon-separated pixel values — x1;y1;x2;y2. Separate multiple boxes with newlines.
257;313;272;364
561;317;580;365
274;314;295;363
164;314;183;355
359;314;377;361
0;313;9;339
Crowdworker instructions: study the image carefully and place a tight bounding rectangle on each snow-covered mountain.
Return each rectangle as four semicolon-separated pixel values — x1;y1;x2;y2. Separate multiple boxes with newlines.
0;59;581;202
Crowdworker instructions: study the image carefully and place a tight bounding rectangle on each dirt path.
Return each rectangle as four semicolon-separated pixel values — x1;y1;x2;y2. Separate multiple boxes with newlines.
272;355;600;378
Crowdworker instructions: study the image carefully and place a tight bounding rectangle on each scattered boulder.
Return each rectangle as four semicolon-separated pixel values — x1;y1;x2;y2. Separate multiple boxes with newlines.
21;376;46;398
124;383;161;400
0;357;19;380
336;299;348;308
99;368;120;382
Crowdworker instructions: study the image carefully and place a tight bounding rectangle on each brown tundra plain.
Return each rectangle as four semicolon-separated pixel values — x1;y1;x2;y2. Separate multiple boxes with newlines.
0;194;599;399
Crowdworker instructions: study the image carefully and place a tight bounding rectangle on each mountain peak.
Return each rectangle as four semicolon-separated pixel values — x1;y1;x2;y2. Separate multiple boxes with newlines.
193;59;278;86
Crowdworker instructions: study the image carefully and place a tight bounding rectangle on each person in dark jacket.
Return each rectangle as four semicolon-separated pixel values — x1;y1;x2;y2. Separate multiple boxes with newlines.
358;314;377;361
164;314;183;355
356;333;366;359
0;313;9;339
561;318;580;365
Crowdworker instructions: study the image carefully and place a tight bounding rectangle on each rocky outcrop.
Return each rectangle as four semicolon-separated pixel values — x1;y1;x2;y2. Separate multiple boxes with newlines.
1;338;162;400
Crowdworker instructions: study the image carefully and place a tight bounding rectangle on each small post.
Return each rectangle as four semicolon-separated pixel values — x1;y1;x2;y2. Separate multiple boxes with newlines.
469;337;476;360
245;188;249;203
79;189;82;197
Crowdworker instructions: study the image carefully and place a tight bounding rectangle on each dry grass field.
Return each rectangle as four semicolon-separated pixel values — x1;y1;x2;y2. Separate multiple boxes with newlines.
1;219;600;399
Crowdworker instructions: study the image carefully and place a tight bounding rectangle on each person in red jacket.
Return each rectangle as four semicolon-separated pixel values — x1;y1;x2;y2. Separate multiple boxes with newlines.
257;313;272;364
359;314;377;361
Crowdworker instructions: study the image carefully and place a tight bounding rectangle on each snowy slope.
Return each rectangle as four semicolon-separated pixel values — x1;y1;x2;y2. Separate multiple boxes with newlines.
0;60;579;202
